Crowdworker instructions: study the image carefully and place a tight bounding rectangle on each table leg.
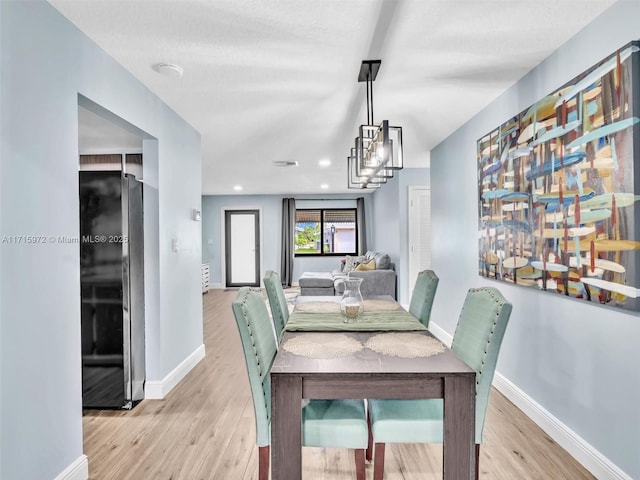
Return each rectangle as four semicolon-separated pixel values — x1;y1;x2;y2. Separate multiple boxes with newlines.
271;374;302;479
443;375;475;479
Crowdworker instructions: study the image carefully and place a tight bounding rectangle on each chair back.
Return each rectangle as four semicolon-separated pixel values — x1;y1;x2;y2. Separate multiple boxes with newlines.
264;270;289;339
408;270;439;327
451;287;512;442
232;287;278;447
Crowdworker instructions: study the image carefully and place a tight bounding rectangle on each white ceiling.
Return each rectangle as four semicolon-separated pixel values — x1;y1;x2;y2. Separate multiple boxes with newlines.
49;0;616;195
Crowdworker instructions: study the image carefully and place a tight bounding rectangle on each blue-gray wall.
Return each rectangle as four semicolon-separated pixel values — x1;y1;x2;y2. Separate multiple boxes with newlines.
202;194;373;285
202;195;282;285
371;176;401;276
0;2;203;479
371;168;430;304
430;1;640;477
202;170;429;301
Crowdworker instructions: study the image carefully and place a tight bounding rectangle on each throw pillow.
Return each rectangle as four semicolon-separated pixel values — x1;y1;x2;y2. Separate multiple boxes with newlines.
355;259;376;271
343;255;368;273
374;253;391;270
343;255;358;273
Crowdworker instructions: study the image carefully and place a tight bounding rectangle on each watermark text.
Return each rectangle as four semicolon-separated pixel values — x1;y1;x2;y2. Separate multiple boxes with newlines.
1;235;128;245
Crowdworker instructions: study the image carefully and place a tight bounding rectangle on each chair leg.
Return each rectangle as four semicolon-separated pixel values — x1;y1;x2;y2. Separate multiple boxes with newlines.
373;443;385;480
355;449;365;480
366;411;373;462
475;444;480;480
258;446;269;480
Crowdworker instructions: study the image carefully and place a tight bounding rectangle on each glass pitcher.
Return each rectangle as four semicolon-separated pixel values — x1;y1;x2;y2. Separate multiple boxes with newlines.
338;276;364;322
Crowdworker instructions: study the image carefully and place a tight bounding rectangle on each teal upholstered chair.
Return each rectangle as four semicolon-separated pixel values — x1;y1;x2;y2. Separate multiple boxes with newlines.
232;288;368;480
367;286;512;480
263;270;289;340
408;270;439;328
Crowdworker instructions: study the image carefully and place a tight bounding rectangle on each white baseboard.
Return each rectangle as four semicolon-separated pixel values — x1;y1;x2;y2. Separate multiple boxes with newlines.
428;321;453;346
145;344;205;399
210;283;224;289
493;373;631;480
429;321;630;480
54;455;88;480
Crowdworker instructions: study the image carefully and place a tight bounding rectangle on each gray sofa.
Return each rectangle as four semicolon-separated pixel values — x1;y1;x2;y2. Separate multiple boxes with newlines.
333;251;397;299
298;251;397;299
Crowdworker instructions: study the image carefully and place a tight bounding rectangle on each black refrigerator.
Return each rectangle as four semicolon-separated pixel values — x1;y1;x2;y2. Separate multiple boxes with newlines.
79;171;145;409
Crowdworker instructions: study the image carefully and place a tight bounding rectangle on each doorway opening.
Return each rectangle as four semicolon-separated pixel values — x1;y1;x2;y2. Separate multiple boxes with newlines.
78;97;152;409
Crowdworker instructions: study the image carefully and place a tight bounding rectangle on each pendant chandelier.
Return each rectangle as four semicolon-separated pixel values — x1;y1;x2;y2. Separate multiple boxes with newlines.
348;60;403;189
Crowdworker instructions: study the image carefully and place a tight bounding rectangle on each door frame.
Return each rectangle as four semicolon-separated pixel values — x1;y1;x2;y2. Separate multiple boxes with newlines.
220;206;263;288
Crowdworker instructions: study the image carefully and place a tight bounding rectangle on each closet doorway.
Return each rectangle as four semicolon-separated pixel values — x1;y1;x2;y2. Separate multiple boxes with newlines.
408;186;431;294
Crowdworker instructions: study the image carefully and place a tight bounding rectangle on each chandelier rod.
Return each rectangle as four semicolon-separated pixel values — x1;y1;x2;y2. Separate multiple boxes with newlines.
358;59;381;126
367;66;374;125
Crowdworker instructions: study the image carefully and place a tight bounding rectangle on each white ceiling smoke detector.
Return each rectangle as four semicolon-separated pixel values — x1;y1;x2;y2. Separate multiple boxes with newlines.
153;63;184;78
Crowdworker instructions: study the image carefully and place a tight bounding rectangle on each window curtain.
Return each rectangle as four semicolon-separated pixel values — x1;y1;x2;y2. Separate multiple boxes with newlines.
357;197;367;255
281;198;296;287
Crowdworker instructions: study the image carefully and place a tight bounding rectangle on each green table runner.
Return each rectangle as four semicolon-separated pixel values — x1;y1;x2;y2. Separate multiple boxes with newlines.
293;299;402;313
284;310;427;332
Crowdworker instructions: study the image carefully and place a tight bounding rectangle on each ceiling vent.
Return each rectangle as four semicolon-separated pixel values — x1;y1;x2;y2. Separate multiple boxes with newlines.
273;161;299;167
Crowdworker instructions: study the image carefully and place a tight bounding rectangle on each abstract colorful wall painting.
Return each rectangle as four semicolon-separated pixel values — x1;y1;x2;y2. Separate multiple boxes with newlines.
477;41;640;312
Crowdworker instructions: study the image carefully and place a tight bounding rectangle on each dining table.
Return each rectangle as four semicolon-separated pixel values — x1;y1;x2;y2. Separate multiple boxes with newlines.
270;296;476;479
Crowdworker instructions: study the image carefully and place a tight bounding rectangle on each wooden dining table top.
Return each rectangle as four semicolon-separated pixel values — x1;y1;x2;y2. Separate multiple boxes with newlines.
274;295;471;375
272;330;473;376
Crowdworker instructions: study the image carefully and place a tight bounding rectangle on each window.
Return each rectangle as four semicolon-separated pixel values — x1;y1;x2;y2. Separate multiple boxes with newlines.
295;209;357;256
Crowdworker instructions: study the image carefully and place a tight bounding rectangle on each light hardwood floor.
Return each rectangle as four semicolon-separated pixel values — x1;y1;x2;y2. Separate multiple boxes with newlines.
83;289;595;479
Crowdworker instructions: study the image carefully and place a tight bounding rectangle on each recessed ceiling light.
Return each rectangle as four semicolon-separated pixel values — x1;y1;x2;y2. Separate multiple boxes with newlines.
233;185;243;191
320;184;329;189
153;63;184;78
319;159;331;167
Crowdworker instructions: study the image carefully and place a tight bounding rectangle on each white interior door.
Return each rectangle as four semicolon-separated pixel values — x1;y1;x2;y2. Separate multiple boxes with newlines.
408;186;431;295
225;210;260;287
